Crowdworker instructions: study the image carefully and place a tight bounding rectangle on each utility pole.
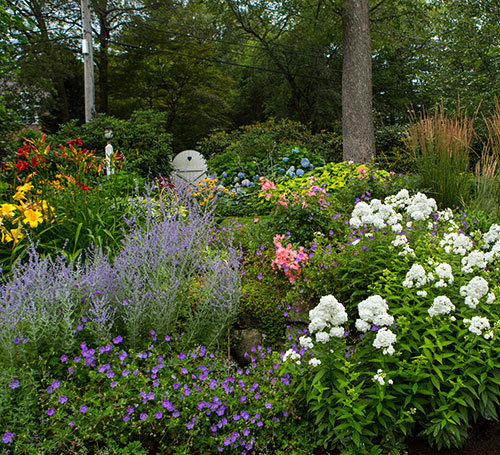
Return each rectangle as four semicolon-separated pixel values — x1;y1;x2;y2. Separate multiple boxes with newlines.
81;0;96;123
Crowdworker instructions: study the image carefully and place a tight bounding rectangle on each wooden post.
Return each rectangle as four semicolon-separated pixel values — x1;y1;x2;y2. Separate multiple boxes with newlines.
81;0;96;123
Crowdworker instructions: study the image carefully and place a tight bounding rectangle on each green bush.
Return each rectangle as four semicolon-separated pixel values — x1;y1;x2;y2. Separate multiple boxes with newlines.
49;110;174;178
199;118;342;162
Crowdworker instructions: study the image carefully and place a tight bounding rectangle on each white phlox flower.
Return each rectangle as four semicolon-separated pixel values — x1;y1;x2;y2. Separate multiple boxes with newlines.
283;349;301;363
349;199;400;230
440;232;473;256
384;189;410;210
373;328;397;355
356;295;394;332
428;296;455;317
460;276;489;308
402;263;428;288
483;224;500;248
372;369;386;386
461;251;487;274
309;357;322;367
463;316;490;337
417;290;428;297
434;262;454;287
487;292;496;304
315;331;330;343
299;336;314;350
404;192;437;221
308;294;347;337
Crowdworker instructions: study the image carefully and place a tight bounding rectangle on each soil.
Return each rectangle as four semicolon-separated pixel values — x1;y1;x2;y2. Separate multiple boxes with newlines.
407;418;500;455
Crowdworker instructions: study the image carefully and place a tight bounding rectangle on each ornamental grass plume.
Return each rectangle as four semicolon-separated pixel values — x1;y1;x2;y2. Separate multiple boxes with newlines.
405;103;473;209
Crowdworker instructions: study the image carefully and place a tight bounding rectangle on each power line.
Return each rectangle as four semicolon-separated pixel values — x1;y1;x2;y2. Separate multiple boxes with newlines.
109;39;342;81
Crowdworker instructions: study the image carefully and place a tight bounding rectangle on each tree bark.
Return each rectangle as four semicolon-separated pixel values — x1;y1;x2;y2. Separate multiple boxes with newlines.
342;0;375;163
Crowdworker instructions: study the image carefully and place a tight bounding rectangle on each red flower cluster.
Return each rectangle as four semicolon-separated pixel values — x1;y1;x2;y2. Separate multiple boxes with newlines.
66;138;83;146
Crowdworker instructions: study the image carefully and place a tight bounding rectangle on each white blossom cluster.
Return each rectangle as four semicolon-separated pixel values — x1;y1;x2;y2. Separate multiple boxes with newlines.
483;224;500;248
299;336;314;350
349;199;401;230
391;234;415;256
428;295;455;317
282;348;301;364
460;276;489;308
461;250;487;274
372;369;393;386
373;327;397;355
402;263;428;288
308;357;322;367
439;232;474;256
351;190;439;231
434;262;454;287
463;316;493;339
355;295;394;332
308;294;348;344
404;192;438;221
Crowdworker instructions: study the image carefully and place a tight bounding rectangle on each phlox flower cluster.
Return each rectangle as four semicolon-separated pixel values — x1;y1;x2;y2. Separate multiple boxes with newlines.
461;251;487;274
460;276;489;308
402;263;428;288
355;295;394;333
271;234;308;283
434;262;454;288
350;189;438;231
372;328;397;355
308;294;348;343
372;369;393;386
439;232;474;256
428;296;455;317
463;316;493;339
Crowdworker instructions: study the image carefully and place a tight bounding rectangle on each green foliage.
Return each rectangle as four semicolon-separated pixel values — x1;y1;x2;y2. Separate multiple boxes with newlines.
1;339;313;454
281;188;500;453
200;119;342;162
49;110;174;178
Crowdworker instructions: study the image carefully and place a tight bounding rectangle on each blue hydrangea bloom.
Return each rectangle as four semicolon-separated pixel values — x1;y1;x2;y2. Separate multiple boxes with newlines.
300;158;310;168
296;168;305;176
282;157;289;162
222;171;227;178
237;172;244;179
292;147;300;154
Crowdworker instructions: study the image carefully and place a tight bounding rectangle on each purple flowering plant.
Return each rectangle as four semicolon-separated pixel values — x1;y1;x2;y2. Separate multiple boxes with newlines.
3;332;313;454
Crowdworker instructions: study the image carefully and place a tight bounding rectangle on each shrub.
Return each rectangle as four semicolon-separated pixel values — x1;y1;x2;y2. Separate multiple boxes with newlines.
49;110;174;178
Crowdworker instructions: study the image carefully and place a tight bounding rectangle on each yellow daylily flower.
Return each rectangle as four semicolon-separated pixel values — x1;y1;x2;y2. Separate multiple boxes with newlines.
0;203;17;218
23;209;43;228
16;182;33;193
3;227;24;243
12;192;26;201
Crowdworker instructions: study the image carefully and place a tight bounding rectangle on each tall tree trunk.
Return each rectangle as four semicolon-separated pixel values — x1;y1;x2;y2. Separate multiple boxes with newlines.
98;37;109;114
342;0;375;163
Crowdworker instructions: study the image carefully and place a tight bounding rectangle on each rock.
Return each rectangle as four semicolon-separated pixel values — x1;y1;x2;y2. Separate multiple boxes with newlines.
231;328;264;365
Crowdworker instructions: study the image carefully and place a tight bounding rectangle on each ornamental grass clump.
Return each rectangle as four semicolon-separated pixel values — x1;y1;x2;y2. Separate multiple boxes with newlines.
405;104;473;209
281;188;500;454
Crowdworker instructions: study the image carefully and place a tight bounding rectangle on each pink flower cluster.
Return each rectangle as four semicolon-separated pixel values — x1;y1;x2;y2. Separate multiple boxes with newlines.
271;234;308;283
259;176;327;209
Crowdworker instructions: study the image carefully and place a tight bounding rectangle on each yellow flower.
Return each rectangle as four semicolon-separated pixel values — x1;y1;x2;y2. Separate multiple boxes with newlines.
23;209;43;228
0;203;17;218
3;227;23;243
16;182;33;193
12;192;26;201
